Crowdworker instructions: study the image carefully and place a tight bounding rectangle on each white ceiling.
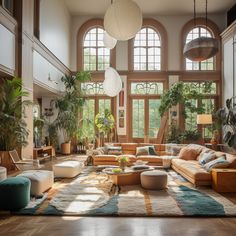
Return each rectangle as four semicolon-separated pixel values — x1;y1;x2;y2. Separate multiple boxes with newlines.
64;0;235;16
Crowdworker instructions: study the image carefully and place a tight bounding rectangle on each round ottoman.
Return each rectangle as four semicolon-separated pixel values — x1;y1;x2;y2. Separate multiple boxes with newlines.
0;177;31;210
0;166;7;181
141;170;168;190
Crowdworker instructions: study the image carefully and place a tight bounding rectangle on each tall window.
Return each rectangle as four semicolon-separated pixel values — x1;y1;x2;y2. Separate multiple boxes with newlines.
184;82;218;138
185;27;215;71
81;82;113;137
2;0;14;15
83;27;110;71
130;82;163;141
133;27;161;71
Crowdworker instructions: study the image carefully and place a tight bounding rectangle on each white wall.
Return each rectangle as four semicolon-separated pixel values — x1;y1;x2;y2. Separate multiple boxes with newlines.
70;14;226;72
33;50;65;92
0;24;15;70
40;0;71;68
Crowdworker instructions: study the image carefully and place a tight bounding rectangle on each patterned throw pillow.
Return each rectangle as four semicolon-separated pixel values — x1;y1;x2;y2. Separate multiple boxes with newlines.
136;146;149;156
107;146;122;155
204;156;230;172
199;152;216;165
148;146;157;155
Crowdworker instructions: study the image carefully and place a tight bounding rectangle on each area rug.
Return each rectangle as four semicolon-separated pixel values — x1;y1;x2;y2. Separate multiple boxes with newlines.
5;167;236;216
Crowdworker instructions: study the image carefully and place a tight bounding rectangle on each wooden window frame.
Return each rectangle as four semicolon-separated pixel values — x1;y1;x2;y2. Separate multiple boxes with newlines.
34;0;40;39
128;18;168;72
77;19;116;71
180;18;221;71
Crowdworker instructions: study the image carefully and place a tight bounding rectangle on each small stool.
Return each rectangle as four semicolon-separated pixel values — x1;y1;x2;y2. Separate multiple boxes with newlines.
0;166;7;181
141;170;168;190
53;161;83;178
0;177;30;210
17;170;54;196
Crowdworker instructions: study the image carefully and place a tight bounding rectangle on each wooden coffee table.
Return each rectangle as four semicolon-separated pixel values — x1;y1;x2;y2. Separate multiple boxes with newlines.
103;167;154;186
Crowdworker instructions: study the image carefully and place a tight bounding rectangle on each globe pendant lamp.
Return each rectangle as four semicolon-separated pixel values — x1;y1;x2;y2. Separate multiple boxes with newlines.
103;67;122;97
183;0;219;61
104;0;143;41
103;31;117;49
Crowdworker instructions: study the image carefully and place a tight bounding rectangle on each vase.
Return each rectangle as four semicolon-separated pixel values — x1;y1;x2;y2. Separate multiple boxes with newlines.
119;162;126;171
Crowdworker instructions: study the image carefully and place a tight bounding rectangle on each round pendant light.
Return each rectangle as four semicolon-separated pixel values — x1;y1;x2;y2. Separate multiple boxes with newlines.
183;37;219;61
103;67;122;97
183;0;219;61
103;31;117;49
104;0;143;41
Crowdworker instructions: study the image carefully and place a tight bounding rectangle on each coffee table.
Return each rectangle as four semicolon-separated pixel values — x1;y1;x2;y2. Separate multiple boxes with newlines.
102;166;154;186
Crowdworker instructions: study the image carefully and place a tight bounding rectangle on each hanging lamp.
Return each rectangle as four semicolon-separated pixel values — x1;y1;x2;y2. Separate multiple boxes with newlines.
183;0;219;62
103;67;122;97
103;31;117;49
104;0;143;41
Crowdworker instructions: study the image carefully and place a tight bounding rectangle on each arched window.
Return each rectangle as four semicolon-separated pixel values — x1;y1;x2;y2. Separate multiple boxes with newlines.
83;27;110;71
77;19;115;71
129;19;167;72
181;18;220;71
133;27;161;71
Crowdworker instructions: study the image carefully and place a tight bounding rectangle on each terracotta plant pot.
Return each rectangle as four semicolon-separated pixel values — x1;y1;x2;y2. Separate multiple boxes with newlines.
61;142;71;155
0;151;14;171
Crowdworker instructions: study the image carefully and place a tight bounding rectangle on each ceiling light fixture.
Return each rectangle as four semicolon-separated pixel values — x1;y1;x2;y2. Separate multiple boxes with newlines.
104;0;143;41
103;31;117;49
183;0;219;62
103;67;122;97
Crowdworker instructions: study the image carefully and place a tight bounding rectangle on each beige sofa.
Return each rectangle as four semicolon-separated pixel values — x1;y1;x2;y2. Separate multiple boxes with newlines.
93;143;182;166
171;144;236;186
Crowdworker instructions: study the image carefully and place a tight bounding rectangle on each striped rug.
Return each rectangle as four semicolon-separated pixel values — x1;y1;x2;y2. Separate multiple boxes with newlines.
11;168;236;216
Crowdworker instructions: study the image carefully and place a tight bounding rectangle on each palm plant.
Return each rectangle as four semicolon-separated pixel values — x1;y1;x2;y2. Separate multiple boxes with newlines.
0;78;31;151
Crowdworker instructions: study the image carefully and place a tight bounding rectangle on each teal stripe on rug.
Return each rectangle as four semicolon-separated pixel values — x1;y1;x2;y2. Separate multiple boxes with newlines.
170;186;225;216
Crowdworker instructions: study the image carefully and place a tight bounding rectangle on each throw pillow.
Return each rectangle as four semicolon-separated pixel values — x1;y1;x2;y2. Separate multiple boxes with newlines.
204;156;230;172
148;146;157;155
136;146;149;156
107;146;122;155
178;147;199;160
199;152;216;165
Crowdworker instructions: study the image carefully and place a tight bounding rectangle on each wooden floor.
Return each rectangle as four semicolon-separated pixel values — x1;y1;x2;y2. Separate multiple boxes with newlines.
1;155;236;236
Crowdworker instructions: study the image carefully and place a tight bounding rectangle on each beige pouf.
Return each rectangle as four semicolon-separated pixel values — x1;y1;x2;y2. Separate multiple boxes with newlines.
0;166;7;181
53;161;83;178
17;170;54;196
141;170;168;190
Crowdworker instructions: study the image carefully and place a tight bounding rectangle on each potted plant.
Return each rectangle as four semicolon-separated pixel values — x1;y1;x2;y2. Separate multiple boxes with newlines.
53;71;91;154
116;156;130;171
216;97;236;149
0;78;31;170
95;109;115;145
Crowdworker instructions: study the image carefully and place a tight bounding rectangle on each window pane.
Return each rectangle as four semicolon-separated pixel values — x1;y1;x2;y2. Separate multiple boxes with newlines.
185;99;198;131
81;82;105;95
134;27;161;71
82;99;95;138
99;99;111;114
202;99;215;138
149;99;161;138
83;27;110;71
132;100;144;138
131;82;163;95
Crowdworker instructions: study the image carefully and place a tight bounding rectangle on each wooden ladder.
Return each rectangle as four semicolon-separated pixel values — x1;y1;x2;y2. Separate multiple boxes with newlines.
156;113;168;144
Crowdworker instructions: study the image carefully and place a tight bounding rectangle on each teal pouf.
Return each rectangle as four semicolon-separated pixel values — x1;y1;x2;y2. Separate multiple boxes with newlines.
0;177;31;211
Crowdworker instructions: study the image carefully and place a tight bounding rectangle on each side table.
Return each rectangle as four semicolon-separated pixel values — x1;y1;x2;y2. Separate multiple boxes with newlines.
212;168;236;193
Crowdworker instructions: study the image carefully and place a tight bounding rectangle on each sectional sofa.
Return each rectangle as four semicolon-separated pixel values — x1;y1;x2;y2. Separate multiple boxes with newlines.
93;143;236;186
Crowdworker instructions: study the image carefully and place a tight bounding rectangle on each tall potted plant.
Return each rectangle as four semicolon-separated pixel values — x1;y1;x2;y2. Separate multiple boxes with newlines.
53;71;91;154
0;78;31;170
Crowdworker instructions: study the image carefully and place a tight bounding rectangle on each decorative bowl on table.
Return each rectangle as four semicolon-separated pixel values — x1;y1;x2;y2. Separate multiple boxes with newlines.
134;160;148;166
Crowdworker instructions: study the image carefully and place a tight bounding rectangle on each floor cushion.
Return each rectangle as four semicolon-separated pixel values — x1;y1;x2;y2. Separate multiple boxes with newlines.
53;161;84;178
141;170;168;190
0;177;30;210
17;170;54;196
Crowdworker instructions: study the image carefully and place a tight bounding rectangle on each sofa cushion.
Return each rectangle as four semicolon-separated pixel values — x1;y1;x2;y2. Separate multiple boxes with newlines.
198;152;216;165
121;143;137;155
186;144;204;154
179;147;199;160
136;146;149;156
172;159;211;181
204;157;230;172
107;146;122;155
